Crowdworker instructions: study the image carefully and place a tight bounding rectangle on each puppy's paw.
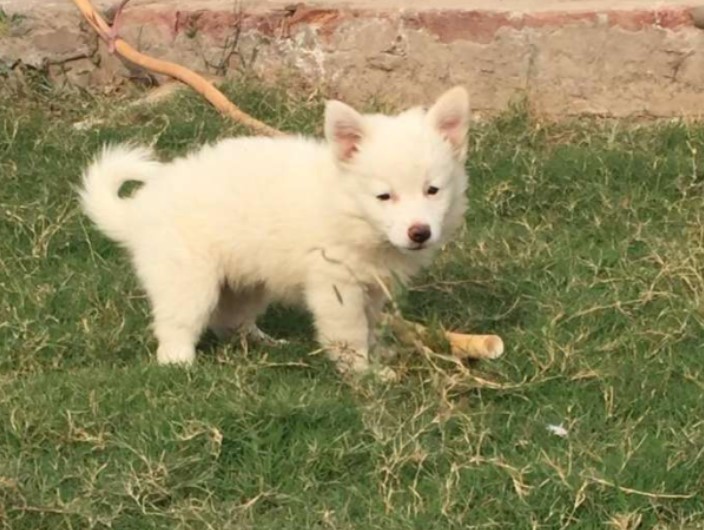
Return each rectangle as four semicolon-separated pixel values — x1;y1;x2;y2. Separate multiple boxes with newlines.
375;345;399;361
334;353;370;376
244;325;289;347
337;358;398;383
372;365;398;382
156;344;195;366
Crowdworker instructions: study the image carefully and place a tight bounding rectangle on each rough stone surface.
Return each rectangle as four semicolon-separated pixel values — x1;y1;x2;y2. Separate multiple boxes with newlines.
0;13;96;69
2;0;704;118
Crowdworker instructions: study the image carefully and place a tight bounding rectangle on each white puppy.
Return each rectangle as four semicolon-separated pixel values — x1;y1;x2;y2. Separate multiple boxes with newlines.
79;86;470;376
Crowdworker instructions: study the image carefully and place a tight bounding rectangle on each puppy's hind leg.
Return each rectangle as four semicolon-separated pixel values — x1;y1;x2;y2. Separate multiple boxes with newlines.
137;253;221;365
208;283;285;346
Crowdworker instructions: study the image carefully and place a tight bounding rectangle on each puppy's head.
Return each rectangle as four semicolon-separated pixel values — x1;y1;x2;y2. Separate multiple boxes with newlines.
325;86;470;253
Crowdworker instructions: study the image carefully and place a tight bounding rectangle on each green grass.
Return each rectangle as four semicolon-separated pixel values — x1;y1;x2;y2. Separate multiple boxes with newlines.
1;81;704;529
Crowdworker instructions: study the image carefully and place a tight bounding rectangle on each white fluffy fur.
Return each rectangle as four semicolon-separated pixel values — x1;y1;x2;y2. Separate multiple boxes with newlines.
79;86;471;375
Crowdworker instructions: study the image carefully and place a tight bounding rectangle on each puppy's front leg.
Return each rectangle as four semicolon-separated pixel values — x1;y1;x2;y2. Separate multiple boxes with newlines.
306;278;369;372
364;285;390;353
305;278;373;375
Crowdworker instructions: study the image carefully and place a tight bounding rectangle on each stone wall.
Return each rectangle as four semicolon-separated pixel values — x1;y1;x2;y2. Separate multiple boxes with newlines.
2;0;704;118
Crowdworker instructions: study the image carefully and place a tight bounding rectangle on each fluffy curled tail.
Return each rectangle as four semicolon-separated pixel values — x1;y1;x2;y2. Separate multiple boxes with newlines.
78;144;159;244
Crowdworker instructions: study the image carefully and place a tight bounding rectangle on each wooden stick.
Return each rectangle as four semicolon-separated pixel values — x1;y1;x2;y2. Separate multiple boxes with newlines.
72;0;504;361
446;331;504;360
383;314;504;360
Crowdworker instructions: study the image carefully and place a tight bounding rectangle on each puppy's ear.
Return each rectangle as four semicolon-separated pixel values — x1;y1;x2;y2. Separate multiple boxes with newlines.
427;86;470;161
325;100;366;163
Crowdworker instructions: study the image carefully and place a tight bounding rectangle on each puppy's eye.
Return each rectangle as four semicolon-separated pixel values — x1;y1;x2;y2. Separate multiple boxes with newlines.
376;193;392;201
427;186;440;196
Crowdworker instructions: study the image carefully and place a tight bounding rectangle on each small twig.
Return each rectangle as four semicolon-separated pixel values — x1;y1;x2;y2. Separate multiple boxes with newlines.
587;475;696;500
10;505;80;516
105;0;130;53
259;361;311;369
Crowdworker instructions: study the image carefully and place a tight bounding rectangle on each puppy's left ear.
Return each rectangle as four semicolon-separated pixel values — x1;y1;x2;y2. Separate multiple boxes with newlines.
427;86;470;161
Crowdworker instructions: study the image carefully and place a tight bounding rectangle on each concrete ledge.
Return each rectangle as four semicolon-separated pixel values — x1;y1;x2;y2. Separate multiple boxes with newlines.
2;0;704;118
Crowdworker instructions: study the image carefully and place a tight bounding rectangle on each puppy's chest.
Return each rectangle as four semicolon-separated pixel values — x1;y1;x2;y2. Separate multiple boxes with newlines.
345;247;425;287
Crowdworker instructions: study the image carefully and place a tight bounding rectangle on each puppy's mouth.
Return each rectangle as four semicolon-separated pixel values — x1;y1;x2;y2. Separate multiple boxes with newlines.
405;243;428;252
384;237;433;253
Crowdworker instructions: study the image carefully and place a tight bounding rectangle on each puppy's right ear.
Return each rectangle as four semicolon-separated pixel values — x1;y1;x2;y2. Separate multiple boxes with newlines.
426;86;470;162
324;100;366;162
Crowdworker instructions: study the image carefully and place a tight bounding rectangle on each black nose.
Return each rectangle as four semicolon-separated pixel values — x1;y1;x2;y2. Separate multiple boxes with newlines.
408;224;431;244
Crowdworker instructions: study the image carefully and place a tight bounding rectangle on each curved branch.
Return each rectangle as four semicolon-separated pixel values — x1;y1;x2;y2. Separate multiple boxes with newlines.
72;0;284;137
